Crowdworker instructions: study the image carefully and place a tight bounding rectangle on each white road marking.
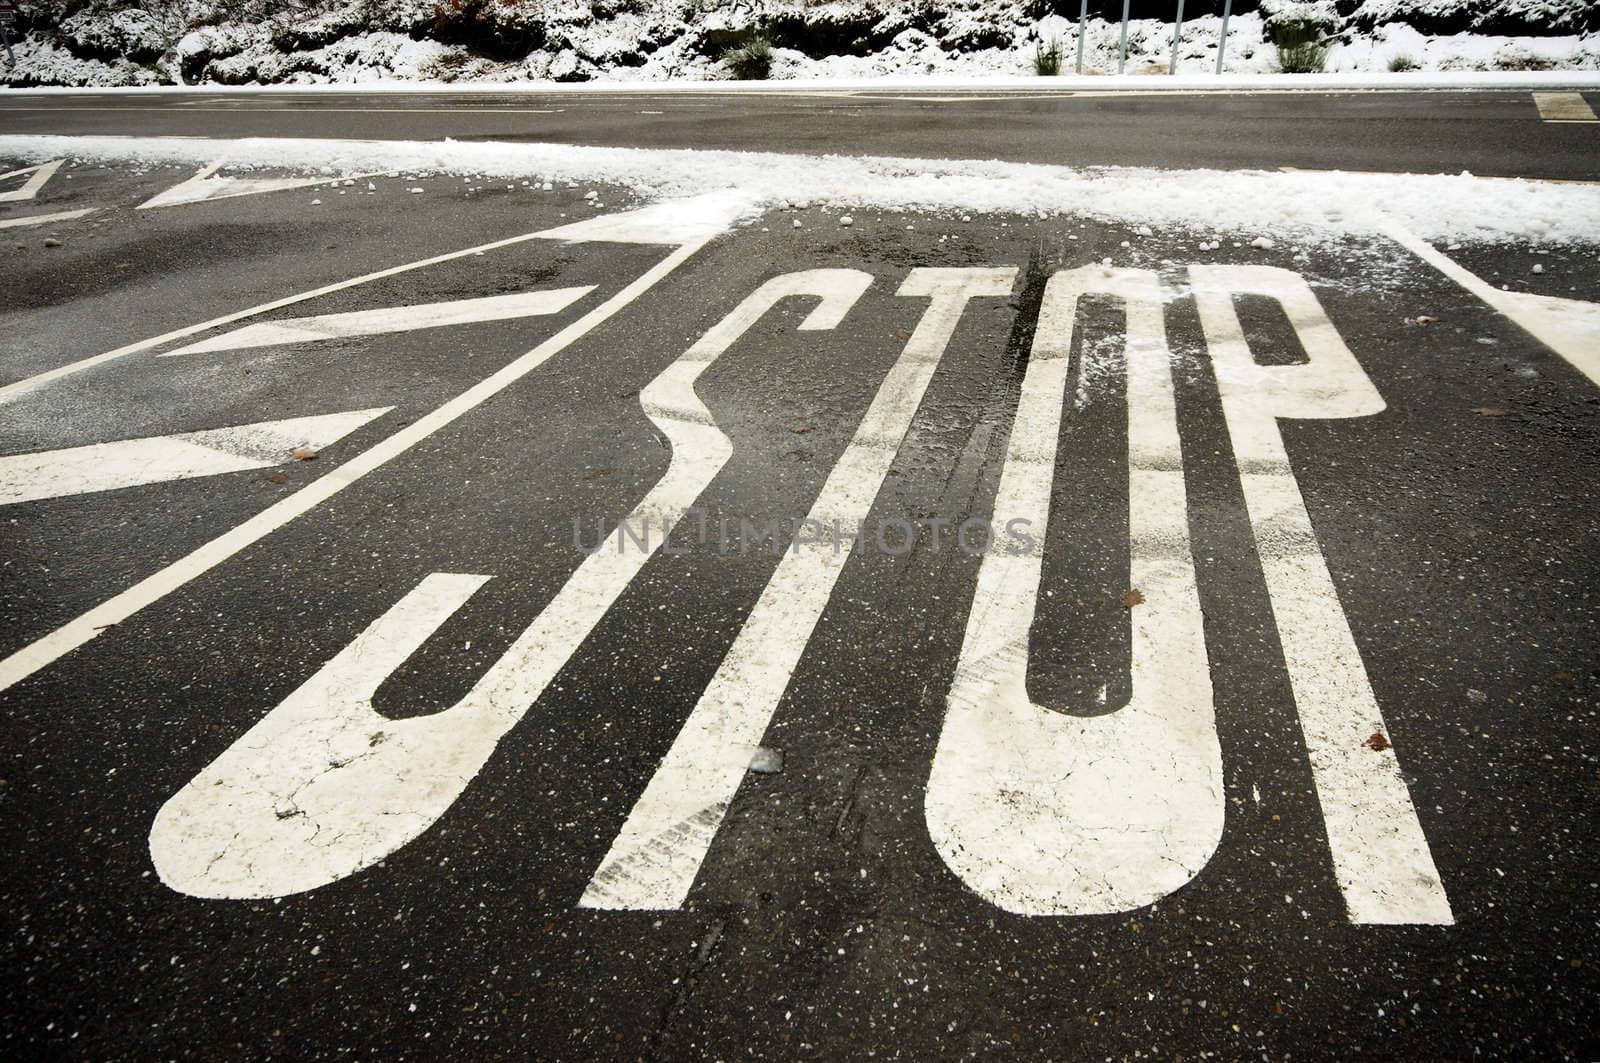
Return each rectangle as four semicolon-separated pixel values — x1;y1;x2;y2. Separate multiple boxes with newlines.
1190;264;1452;925
0;208;95;230
1532;91;1598;122
1379;220;1600;390
581;267;1016;911
0;408;390;505
162;287;595;356
923;267;1223;916
148;269;870;898
159;105;565;115
532;192;758;245
0;196;745;405
0;160;63;202
3;105;565;115
139;156;384;209
848;94;1084;102
0;198;745;696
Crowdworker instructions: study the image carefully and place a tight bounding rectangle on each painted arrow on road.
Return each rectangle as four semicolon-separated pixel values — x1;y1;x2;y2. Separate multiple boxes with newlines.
0;160;63;203
0;408;392;505
138;156;381;209
161;286;597;356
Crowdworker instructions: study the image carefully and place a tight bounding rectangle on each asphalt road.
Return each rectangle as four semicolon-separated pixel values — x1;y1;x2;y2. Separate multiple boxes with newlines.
1;85;1598;179
1;94;1598;1061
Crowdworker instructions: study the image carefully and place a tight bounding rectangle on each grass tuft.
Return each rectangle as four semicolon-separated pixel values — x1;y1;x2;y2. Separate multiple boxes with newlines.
1272;19;1328;74
1032;37;1061;77
722;30;773;81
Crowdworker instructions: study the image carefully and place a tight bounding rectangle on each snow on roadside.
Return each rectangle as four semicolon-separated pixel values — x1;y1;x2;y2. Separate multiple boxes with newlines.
3;133;1596;248
4;7;1598;88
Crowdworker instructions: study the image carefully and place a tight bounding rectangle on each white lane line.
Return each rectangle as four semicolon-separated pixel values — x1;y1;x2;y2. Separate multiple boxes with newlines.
162;287;595;356
167;106;565;114
6;106;564;115
0;211;732;698
148;270;870;899
0;408;391;505
0;160;63;202
0;198;727;406
1379;220;1600;390
1533;91;1598;122
0;208;96;230
581;267;1015;911
847;94;1084;102
532;193;758;245
0;232;545;402
924;267;1223;917
1191;264;1452;925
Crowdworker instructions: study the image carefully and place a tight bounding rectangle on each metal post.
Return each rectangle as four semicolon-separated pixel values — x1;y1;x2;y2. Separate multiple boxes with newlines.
1215;0;1233;75
0;0;14;66
1075;0;1088;74
1170;0;1185;74
1117;0;1130;75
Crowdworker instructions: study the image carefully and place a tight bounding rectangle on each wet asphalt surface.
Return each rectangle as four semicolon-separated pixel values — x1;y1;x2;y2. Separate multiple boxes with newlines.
1;159;1598;1061
2;86;1599;180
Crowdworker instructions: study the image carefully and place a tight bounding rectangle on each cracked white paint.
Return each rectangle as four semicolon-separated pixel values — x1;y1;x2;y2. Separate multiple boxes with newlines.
0;407;391;505
925;266;1223;916
162;286;595;356
149;269;870;899
581;268;1016;911
150;573;491;898
0;160;63;203
1190;264;1452;925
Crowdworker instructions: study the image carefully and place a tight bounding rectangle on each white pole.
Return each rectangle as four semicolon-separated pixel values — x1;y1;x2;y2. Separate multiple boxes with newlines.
1075;0;1088;74
1171;0;1186;74
1215;0;1233;75
1117;0;1131;75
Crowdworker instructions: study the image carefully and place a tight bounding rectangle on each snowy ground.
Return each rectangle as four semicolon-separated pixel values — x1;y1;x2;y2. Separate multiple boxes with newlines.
4;133;1597;252
2;2;1596;89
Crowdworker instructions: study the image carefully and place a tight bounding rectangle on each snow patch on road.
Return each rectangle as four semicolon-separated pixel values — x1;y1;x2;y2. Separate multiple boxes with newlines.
2;133;1596;247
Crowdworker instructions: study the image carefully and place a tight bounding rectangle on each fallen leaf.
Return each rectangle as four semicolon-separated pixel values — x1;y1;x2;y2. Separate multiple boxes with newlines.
1366;731;1392;752
290;447;318;461
268;471;287;484
790;425;813;434
1121;588;1144;609
895;329;912;341
1472;407;1506;417
583;467;616;480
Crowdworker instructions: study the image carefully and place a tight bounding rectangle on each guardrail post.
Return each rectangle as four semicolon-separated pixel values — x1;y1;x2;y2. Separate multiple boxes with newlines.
1117;0;1131;74
1171;0;1186;74
1216;0;1233;75
1075;0;1088;74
